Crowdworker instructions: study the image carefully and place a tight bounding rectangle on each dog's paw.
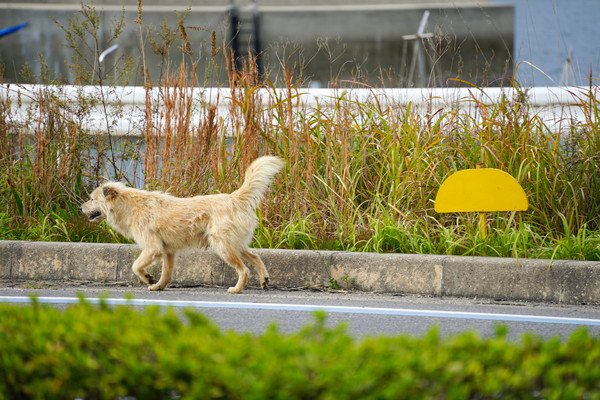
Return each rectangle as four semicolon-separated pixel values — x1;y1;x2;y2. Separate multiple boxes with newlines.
148;283;164;291
227;286;242;294
261;277;269;290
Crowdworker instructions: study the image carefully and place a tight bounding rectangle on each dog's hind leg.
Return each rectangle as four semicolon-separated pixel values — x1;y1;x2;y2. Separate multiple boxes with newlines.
132;249;161;285
148;252;175;291
212;245;250;294
210;238;250;293
241;250;269;289
224;251;250;294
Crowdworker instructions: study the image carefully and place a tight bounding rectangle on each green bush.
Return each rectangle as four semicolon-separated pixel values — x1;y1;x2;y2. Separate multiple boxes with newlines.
1;300;599;399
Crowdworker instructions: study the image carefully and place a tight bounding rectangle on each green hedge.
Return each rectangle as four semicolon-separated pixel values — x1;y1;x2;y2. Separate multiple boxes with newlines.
1;299;599;399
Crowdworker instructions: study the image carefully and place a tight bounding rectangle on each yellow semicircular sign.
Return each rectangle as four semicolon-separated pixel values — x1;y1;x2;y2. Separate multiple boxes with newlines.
434;168;528;213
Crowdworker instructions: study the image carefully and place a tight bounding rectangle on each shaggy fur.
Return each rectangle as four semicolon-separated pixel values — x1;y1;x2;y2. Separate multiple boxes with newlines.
81;156;284;293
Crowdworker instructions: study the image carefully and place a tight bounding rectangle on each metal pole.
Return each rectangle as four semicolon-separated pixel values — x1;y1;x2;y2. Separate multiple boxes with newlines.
229;4;241;72
252;5;263;79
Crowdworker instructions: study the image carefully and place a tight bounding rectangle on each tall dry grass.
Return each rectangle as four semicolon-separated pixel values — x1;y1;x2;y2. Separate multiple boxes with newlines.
0;86;99;241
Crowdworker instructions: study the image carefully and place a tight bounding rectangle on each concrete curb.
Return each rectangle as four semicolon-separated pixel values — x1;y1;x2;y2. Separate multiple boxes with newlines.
1;240;599;305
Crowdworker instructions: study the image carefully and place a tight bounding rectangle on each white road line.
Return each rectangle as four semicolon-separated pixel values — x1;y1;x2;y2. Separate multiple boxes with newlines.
1;296;600;326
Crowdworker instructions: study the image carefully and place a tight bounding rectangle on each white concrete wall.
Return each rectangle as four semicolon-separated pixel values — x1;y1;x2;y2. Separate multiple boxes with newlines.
1;84;596;135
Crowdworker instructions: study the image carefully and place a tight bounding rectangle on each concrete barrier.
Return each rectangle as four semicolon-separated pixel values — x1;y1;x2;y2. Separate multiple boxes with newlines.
2;84;595;136
1;240;599;305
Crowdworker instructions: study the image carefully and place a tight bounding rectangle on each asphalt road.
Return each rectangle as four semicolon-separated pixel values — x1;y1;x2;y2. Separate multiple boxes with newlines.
1;283;600;340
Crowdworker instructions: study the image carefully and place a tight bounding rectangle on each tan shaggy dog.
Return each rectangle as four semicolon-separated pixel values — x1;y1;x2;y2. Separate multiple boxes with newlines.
81;156;284;293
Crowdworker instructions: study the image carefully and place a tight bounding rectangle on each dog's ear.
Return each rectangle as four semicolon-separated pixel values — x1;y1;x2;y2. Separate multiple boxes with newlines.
102;186;119;200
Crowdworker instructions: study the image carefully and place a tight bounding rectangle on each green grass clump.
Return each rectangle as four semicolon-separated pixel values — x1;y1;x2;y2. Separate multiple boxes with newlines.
1;300;600;399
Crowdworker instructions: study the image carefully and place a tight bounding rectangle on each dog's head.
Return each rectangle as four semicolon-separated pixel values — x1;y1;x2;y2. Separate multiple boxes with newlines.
81;182;122;223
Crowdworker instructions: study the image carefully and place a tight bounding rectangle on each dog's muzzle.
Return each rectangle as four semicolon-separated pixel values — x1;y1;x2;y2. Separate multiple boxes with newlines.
86;210;103;222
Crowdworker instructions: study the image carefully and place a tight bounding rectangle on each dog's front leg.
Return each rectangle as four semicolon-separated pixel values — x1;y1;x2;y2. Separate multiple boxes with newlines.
132;249;161;285
148;253;175;291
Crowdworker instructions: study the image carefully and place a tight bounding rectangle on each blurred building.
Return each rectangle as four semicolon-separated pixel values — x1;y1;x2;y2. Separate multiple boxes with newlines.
0;0;514;87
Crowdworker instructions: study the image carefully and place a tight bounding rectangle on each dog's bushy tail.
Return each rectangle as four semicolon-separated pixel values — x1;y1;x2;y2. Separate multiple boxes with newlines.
232;156;284;209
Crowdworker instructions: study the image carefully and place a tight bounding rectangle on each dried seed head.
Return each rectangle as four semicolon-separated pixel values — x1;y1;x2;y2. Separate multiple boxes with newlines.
178;19;192;55
136;0;143;25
